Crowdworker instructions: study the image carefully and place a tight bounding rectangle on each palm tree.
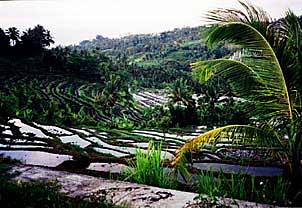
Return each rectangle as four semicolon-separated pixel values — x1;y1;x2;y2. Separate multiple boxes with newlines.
0;28;10;53
195;77;231;126
274;11;302;97
169;78;195;107
171;1;302;198
6;27;20;46
95;75;133;128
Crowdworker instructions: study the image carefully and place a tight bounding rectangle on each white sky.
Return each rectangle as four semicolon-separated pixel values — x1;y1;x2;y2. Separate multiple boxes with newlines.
0;0;301;45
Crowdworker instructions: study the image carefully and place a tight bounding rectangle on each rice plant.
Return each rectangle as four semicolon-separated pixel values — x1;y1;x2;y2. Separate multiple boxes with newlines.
196;168;290;204
122;141;176;189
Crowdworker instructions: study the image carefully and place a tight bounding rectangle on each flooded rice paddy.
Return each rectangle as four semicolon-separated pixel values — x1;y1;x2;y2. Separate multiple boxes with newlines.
0;118;283;177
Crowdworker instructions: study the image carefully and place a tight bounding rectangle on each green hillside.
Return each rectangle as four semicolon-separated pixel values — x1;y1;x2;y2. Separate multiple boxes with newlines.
78;26;232;70
0;25;235;128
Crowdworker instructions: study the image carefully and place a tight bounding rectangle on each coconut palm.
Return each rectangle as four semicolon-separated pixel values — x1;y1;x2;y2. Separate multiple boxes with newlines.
6;27;20;46
171;1;302;197
169;78;195;107
274;11;302;97
95;74;133;128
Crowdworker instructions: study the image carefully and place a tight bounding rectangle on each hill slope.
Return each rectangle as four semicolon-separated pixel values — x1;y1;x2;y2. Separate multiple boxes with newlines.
78;26;231;71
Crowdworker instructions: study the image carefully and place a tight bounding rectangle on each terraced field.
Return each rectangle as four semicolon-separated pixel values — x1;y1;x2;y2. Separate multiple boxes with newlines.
0;73;284;179
0;118;283;179
132;90;169;108
0;73;147;125
0;118;205;166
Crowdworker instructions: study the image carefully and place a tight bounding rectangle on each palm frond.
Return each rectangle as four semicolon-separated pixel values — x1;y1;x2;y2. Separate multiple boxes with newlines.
206;1;270;36
279;10;302;97
192;58;290;120
192;59;262;87
203;22;293;119
170;124;283;166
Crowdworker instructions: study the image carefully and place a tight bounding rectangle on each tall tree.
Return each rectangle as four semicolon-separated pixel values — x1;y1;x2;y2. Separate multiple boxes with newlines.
171;1;302;200
6;27;20;46
95;75;133;128
20;25;54;55
169;78;194;107
0;28;10;54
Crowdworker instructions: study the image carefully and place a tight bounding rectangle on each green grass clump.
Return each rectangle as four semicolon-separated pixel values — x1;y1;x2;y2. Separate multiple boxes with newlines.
196;168;290;205
122;141;176;189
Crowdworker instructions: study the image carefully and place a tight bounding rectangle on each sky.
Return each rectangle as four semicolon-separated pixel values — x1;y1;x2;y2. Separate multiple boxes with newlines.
0;0;301;45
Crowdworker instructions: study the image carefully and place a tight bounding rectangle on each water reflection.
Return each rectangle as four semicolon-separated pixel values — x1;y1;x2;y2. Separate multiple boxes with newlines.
0;151;73;167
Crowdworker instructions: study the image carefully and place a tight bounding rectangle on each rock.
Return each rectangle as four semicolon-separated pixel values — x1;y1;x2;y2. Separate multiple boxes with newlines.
9;165;196;208
184;195;275;208
8;165;278;208
87;162;128;174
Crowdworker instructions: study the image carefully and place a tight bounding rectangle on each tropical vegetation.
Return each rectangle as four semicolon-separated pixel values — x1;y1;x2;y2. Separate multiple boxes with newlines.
0;1;301;206
0;24;234;128
171;1;302;203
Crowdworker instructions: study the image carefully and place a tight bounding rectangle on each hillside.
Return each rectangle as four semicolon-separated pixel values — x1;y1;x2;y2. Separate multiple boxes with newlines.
0;25;240;129
1;2;301;207
78;26;232;71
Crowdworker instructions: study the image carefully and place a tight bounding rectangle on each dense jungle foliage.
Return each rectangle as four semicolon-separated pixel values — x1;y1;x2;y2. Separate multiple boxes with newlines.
0;1;301;206
0;25;242;128
171;3;302;204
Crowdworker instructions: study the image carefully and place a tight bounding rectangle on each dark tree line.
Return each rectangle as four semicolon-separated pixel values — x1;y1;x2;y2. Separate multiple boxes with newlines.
0;25;115;77
0;25;54;57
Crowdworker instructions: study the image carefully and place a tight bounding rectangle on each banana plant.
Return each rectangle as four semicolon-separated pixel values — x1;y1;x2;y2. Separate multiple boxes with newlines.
171;1;302;194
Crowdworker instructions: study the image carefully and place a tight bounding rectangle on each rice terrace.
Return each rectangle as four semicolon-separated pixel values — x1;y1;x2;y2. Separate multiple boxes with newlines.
0;0;301;207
